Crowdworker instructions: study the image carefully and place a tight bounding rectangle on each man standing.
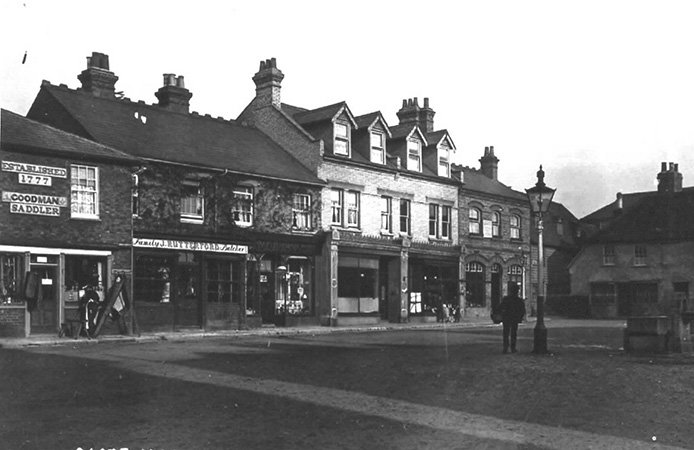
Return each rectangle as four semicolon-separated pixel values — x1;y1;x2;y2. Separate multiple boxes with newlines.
500;283;525;353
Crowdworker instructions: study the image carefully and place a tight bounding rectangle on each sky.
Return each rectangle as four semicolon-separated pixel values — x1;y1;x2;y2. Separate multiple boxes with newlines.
2;0;694;218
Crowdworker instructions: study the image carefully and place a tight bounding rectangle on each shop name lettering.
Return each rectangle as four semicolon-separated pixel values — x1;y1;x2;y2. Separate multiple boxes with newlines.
133;238;248;254
2;160;67;178
2;191;67;217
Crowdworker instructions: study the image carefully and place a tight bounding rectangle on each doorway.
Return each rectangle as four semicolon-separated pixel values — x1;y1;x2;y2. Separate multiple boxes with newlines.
29;263;58;334
491;263;502;313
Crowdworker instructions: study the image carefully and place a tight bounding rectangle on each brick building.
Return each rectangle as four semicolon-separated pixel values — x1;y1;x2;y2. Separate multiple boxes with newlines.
240;59;532;324
27;53;326;331
456;149;531;318
0;109;137;337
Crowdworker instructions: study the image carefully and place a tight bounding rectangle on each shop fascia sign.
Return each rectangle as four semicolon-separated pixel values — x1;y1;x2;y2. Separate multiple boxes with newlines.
2;160;67;187
2;191;67;217
133;238;248;254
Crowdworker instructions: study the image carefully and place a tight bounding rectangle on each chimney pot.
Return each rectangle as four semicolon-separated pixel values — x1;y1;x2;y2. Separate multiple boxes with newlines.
661;162;667;171
413;97;419;107
424;97;429;108
402;99;407;108
176;76;185;88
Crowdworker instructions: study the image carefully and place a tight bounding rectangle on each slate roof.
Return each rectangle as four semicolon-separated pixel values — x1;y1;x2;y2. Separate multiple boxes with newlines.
28;84;324;186
292;102;349;126
588;190;694;244
459;166;526;202
425;130;455;149
1;108;137;164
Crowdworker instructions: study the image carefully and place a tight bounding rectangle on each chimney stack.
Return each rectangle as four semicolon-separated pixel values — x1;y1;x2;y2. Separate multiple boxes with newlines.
252;57;284;108
77;52;119;98
155;73;193;113
657;161;683;194
396;97;435;133
479;145;500;180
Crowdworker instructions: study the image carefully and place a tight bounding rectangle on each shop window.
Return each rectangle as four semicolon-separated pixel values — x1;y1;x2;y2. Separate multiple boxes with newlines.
399;199;411;235
510;214;521;239
175;252;200;301
232;186;253;227
465;262;485;307
334;122;350;156
64;255;107;302
381;196;392;233
337;257;378;313
469;208;481;235
180;181;204;223
292;194;311;230
71;164;99;219
370;132;384;164
206;259;241;303
135;254;173;303
275;258;312;316
0;254;21;304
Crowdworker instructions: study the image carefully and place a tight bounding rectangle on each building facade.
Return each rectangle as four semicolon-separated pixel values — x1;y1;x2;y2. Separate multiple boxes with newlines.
0;109;137;337
570;162;694;318
27;53;326;331
239;59;532;324
456;147;532;318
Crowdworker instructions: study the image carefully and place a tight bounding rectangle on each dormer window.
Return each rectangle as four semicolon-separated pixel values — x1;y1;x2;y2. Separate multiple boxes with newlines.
370;132;385;164
438;147;450;177
407;140;421;171
334;122;350;156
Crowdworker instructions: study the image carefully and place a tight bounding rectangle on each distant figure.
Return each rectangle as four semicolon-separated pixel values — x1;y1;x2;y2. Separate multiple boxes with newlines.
500;284;525;354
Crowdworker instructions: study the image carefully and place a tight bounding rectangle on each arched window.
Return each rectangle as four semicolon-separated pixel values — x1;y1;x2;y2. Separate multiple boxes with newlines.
469;208;481;235
510;214;521;239
465;262;485;308
492;211;501;237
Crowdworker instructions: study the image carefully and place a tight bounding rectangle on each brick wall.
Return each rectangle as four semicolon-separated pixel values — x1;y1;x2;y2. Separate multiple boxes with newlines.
0;307;26;337
319;161;460;242
239;104;323;172
0;151;132;248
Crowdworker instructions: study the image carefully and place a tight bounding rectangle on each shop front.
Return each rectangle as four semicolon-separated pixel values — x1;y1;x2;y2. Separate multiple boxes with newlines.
0;245;126;337
407;244;463;324
132;238;248;332
246;235;322;327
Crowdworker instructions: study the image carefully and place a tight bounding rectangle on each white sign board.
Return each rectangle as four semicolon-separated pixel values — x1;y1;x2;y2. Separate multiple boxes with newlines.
133;238;248;254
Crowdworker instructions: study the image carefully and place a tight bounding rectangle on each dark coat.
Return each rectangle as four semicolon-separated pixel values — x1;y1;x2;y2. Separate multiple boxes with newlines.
500;294;525;324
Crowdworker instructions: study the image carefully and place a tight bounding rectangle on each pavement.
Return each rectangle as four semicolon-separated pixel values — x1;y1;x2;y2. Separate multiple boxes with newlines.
0;316;512;348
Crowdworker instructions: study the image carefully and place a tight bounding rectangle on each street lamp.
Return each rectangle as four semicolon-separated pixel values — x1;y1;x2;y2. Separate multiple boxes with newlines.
525;165;556;354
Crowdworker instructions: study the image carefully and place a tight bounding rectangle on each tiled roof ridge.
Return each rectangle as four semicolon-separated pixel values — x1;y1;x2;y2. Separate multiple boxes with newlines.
43;80;238;125
1;108;138;162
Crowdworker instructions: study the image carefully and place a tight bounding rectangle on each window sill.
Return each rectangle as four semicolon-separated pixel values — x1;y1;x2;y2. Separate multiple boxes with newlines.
71;215;101;221
180;217;204;224
428;237;453;244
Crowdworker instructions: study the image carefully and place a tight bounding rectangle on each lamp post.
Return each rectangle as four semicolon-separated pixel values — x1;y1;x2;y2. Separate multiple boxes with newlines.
525;165;556;354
